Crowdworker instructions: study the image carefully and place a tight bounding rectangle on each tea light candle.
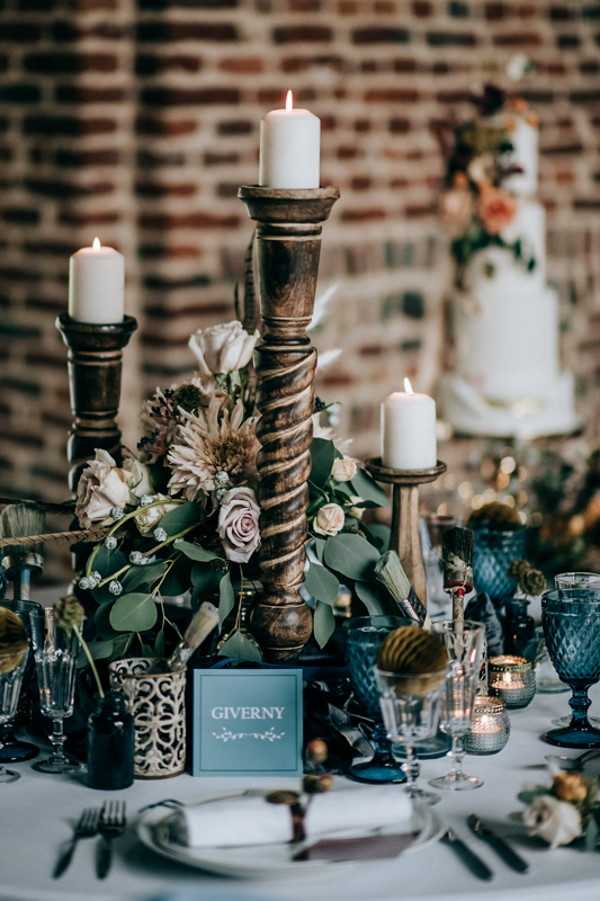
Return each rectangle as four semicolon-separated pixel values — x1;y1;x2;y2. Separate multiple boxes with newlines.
489;655;535;709
68;237;125;324
464;695;510;755
259;90;320;189
381;378;437;470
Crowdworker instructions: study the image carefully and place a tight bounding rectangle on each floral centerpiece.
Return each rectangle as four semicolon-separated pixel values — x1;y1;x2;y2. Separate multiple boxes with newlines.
74;320;400;665
519;770;600;851
438;83;538;288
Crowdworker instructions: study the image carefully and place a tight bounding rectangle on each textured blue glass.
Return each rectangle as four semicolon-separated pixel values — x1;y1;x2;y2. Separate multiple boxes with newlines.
541;588;600;748
345;616;408;718
473;526;527;603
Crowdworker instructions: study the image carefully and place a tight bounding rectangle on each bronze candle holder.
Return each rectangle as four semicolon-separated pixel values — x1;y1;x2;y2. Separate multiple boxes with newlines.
56;313;138;493
365;458;447;610
238;185;339;661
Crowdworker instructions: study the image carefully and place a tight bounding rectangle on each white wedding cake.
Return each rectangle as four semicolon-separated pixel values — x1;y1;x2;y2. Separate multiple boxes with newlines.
439;93;579;439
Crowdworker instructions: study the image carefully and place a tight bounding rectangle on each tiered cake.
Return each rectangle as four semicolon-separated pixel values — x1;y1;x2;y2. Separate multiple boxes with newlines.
439;90;579;439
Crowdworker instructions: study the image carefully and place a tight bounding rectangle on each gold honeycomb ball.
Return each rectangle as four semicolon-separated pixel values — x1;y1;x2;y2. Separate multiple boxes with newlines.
0;608;29;675
378;625;448;694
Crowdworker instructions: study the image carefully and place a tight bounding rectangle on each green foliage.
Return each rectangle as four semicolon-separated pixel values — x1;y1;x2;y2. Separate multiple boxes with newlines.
122;561;165;593
218;572;236;624
350;468;388;506
175;540;223;562
354;580;398;617
324;532;380;581
304;561;340;607
109;592;158;633
219;629;263;662
313;601;335;649
159;502;204;537
310;438;336;488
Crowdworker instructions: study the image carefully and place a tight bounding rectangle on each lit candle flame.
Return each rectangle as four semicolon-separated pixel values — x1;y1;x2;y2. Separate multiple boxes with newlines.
92;237;101;250
403;377;414;394
285;90;293;112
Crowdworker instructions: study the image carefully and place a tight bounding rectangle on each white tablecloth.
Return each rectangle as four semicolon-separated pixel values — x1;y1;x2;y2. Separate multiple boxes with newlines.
0;685;596;901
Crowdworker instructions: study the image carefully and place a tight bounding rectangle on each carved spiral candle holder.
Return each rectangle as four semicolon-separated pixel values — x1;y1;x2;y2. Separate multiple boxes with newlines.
56;314;137;493
239;186;339;661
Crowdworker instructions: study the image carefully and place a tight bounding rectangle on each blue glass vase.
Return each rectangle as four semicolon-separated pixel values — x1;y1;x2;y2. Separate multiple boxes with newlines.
542;588;600;749
344;615;409;784
472;526;527;605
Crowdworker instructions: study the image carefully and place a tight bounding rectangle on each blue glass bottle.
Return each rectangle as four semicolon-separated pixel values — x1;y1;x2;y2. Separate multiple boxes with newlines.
87;690;134;790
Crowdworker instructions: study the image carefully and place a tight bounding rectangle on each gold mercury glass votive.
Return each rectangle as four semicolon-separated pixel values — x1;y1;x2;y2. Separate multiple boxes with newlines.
464;695;510;755
488;655;536;709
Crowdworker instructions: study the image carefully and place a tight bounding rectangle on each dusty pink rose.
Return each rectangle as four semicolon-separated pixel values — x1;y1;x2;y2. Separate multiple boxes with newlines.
313;503;345;537
217;486;261;563
478;186;516;235
440;188;473;236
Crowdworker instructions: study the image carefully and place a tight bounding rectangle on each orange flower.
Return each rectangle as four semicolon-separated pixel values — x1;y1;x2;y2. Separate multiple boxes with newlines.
553;772;590;804
478;186;516;235
440;188;473;236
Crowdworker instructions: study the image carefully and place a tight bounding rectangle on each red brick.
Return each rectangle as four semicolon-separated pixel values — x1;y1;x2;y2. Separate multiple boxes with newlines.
135;181;197;198
140;86;239;105
273;25;333;43
219;57;264;74
136;54;202;75
137;22;238;42
136;117;197;136
138;211;240;229
353;27;410;43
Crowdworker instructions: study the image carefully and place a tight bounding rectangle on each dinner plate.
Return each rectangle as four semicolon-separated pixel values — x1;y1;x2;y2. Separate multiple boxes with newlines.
137;800;445;880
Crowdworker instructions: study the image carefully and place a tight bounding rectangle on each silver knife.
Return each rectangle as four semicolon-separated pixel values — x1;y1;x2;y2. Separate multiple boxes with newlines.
441;828;493;881
467;815;529;873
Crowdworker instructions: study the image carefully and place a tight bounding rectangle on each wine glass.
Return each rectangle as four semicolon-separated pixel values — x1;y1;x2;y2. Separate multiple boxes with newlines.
428;620;485;791
0;600;43;763
344;616;409;783
0;649;29;783
542;587;600;749
375;666;447;804
32;609;81;774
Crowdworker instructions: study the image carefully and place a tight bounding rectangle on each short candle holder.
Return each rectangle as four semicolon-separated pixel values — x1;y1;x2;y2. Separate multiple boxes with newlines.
365;458;447;609
56;313;137;493
488;655;536;710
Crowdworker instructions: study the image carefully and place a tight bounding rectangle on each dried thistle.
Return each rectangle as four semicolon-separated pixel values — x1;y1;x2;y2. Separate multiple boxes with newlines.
468;502;521;530
54;595;85;634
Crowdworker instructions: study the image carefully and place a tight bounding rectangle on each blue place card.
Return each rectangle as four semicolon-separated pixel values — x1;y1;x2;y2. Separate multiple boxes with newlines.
191;669;303;777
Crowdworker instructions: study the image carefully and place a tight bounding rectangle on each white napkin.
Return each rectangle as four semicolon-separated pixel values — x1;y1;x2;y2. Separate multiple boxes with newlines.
171;787;413;848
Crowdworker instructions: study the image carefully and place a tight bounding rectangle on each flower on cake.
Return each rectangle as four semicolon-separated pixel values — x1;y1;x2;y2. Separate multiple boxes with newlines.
478;185;516;234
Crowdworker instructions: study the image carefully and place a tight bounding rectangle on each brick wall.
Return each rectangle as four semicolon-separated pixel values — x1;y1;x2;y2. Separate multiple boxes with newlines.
1;1;599;560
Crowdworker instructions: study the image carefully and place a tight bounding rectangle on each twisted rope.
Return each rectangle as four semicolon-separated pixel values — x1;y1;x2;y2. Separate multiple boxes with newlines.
0;527;108;549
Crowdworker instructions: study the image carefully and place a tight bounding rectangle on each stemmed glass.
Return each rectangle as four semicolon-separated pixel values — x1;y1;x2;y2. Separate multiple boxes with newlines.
344;616;409;783
32;608;81;774
542;587;600;748
0;600;43;763
375;667;447;804
428;620;485;791
556;573;600;591
0;649;29;783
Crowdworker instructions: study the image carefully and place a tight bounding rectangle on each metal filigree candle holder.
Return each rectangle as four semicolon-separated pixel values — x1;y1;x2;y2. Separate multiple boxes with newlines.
365;458;447;610
56;314;137;493
238;185;339;661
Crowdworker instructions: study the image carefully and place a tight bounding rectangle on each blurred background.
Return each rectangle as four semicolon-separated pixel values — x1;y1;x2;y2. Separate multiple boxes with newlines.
0;0;599;578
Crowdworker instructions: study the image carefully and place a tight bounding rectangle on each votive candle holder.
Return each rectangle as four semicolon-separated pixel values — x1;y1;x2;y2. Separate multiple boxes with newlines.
489;655;535;710
464;694;510;755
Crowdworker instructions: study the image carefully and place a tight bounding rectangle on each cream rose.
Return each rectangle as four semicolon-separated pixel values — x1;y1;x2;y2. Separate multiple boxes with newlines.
134;494;179;535
523;795;582;849
189;321;259;377
217;486;261;563
331;457;358;483
75;449;131;528
313;503;345;537
123;457;153;499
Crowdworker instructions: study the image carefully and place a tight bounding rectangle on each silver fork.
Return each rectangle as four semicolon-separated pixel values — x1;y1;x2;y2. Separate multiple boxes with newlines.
96;800;127;880
53;807;100;879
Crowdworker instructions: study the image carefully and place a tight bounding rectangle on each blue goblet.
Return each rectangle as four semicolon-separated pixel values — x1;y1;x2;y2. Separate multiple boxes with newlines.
542;588;600;749
344;615;409;784
472;525;527;605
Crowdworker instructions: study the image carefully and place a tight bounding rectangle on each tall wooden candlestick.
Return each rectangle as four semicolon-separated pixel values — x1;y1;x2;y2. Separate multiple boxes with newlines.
56;314;137;493
365;458;447;610
238;185;339;661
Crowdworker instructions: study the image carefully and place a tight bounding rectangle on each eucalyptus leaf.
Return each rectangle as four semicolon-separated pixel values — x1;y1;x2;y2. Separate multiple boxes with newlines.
175;539;223;563
304;562;339;607
218;572;236;624
313;601;335;649
219;629;263;663
88;639;115;661
354;580;396;616
122;561;165;592
306;538;326;564
90;546;127;579
109;592;158;633
159;502;203;537
350;468;389;507
154;628;166;658
323;532;380;581
310;438;336;489
191;562;224;595
517;788;548;805
362;522;391;552
161;556;191;597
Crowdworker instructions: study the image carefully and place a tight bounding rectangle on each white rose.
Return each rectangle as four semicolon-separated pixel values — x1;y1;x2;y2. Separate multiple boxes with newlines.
313;503;345;537
349;495;365;520
331;457;357;483
123;457;153;499
134;494;179;535
523;795;582;849
188;321;259;377
75;449;131;528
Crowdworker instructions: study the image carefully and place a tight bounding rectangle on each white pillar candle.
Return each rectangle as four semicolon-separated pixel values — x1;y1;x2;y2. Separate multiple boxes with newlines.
68;237;125;324
381;378;437;470
259;90;320;189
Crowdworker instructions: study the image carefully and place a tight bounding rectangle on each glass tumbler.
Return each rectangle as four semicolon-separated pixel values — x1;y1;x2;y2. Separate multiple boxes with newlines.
0;650;29;783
